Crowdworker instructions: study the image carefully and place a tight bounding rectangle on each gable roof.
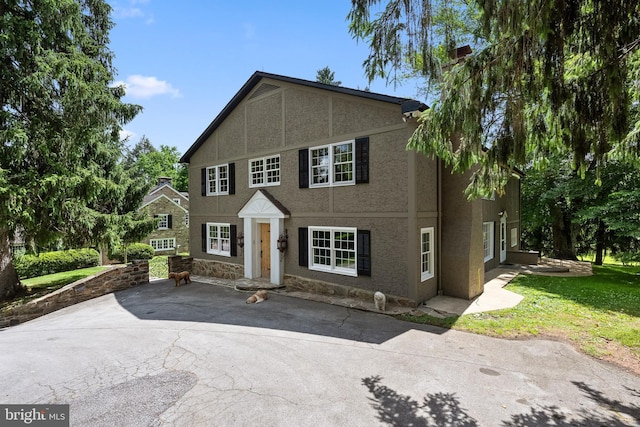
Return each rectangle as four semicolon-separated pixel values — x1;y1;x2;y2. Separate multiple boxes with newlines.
180;71;428;163
139;193;188;213
146;182;189;202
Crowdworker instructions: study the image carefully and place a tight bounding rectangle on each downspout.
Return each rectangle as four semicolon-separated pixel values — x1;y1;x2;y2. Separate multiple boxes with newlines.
437;157;443;295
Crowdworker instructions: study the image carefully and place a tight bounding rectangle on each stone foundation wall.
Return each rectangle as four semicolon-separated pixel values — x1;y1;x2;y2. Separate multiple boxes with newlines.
1;260;149;328
506;250;540;265
192;258;243;280
168;255;193;273
284;274;417;308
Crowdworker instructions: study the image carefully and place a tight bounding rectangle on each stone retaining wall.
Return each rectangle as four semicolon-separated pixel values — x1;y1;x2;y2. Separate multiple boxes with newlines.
0;260;149;328
168;255;193;273
192;258;243;280
284;274;416;308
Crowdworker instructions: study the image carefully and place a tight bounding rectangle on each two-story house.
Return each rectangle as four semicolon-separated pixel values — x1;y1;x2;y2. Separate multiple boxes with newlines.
139;177;190;255
179;71;522;306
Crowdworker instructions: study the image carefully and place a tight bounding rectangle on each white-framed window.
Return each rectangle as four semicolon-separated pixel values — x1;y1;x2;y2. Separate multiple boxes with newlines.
309;226;357;276
309;140;355;187
157;214;169;230
207;223;231;257
483;222;494;262
150;238;175;251
420;227;434;281
511;228;518;247
206;164;229;195
173;198;181;205
249;155;280;187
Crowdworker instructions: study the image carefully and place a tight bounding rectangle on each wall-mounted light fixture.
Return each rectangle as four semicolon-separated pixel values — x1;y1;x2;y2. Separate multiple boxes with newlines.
277;229;288;253
237;232;244;249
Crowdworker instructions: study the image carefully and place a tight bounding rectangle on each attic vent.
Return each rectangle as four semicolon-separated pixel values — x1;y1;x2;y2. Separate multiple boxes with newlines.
250;83;280;99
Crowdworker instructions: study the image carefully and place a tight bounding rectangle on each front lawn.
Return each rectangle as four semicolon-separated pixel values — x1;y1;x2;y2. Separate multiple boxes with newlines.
149;255;168;279
401;264;640;373
1;266;110;312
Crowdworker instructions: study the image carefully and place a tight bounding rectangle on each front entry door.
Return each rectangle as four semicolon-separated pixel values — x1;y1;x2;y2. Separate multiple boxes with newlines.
260;223;271;278
500;215;507;263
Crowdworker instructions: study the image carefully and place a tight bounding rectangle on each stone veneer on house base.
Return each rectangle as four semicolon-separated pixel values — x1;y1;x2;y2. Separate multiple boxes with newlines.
179;257;416;308
191;258;244;280
284;274;417;308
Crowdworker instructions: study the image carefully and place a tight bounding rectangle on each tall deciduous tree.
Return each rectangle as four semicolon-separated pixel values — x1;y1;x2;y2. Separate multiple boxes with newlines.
0;0;151;300
125;137;187;191
349;1;640;196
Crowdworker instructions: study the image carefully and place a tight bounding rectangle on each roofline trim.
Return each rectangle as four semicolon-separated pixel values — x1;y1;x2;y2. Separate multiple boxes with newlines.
180;71;427;163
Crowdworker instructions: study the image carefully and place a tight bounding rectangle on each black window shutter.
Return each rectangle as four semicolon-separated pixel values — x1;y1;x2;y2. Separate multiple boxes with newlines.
357;229;371;276
355;137;369;184
201;224;207;253
201;168;207;196
167;214;173;229
228;163;235;195
299;149;309;188
230;224;237;257
298;227;308;267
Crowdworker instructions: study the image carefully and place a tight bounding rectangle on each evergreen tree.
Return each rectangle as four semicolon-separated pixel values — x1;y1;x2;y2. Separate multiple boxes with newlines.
0;0;152;300
316;66;342;86
349;1;640;196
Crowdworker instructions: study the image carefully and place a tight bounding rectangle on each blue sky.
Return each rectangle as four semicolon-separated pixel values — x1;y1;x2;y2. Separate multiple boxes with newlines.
107;0;424;156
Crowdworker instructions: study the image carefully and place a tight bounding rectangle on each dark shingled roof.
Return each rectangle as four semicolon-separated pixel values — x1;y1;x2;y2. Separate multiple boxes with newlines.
179;71;427;163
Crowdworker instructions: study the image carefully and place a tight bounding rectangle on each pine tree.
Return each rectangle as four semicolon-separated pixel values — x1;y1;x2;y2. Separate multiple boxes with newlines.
0;0;152;300
349;1;640;196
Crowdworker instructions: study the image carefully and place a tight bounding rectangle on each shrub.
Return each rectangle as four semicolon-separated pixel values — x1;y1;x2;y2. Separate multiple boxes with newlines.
109;243;155;263
15;248;100;279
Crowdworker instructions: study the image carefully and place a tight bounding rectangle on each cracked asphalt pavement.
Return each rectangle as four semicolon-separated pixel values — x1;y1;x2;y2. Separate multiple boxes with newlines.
1;280;639;426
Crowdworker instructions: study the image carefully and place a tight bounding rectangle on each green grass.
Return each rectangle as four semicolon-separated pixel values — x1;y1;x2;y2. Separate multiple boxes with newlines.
401;264;640;365
21;266;110;289
1;266;110;312
149;255;168;279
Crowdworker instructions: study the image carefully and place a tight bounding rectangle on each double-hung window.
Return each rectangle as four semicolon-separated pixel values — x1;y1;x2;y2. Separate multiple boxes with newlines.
309;140;355;187
206;164;229;195
309;226;357;276
420;227;434;281
157;214;169;230
483;222;494;262
207;223;231;257
249;155;280;187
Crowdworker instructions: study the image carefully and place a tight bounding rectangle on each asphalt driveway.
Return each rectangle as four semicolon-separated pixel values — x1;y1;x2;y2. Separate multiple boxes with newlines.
1;280;639;426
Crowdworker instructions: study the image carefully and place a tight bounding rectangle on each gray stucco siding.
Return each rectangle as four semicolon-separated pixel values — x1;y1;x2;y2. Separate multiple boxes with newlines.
284;88;331;146
332;97;403;136
247;93;284;153
217;109;246;160
284;216;410;298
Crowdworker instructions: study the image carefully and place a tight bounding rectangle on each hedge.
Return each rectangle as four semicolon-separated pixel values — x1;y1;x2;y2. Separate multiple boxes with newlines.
109;243;155;263
15;248;100;279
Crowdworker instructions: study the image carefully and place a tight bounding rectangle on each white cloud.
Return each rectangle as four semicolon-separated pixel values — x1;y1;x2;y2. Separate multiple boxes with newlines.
113;75;181;99
112;0;154;24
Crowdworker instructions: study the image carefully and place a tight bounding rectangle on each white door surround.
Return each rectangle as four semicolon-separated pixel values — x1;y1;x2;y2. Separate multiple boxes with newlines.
499;212;507;263
237;190;290;285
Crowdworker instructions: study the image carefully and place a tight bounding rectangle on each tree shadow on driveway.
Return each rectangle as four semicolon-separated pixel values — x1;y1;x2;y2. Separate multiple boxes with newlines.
114;280;447;345
362;376;640;426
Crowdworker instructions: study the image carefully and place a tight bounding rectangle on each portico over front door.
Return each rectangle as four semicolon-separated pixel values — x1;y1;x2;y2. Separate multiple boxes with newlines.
238;189;290;285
